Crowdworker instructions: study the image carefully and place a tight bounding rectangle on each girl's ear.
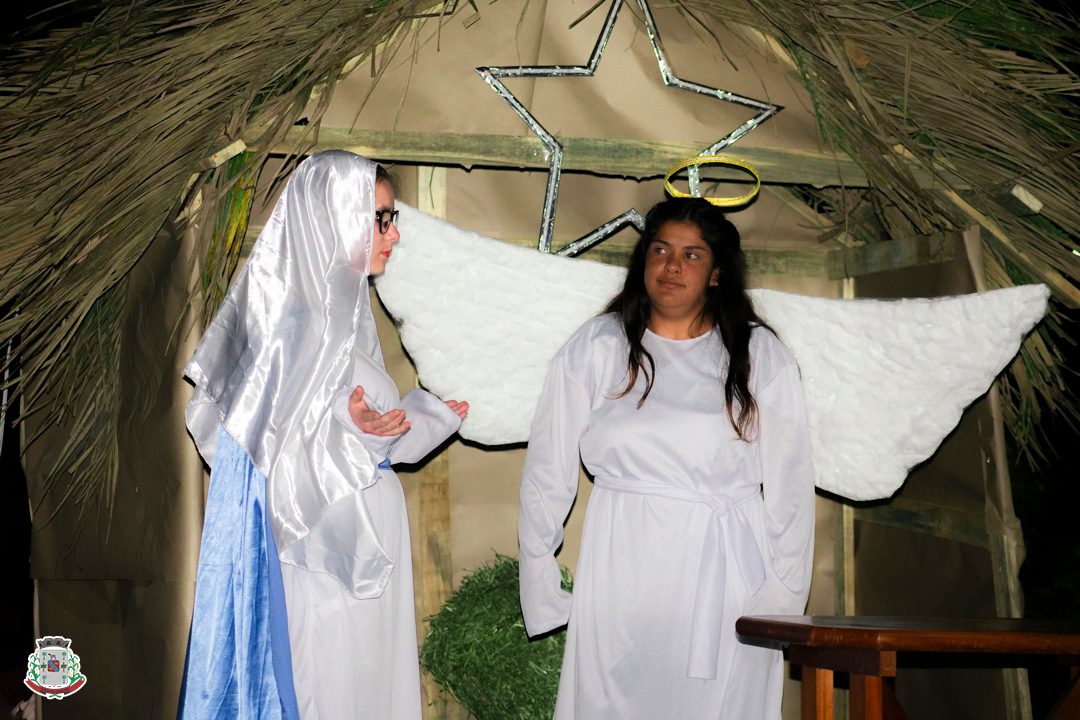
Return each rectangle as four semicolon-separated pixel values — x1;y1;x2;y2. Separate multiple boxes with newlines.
709;267;721;286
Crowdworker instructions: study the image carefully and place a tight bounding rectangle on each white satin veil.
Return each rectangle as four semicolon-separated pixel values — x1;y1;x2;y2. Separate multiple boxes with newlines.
186;151;390;595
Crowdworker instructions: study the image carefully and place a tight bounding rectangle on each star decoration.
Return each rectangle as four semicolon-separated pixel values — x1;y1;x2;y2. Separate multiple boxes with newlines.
475;0;782;256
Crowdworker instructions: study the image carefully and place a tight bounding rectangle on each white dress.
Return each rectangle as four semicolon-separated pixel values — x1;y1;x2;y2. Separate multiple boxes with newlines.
281;346;461;720
183;152;463;720
519;314;815;719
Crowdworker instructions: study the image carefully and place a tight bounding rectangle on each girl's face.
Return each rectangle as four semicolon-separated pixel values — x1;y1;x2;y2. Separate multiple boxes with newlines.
368;179;400;276
643;220;719;319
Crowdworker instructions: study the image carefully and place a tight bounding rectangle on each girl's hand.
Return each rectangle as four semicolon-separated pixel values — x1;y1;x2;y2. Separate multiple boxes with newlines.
445;400;469;420
349;385;411;436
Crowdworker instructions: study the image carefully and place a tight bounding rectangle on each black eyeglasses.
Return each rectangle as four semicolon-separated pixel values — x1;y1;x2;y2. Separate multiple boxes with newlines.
374;209;399;233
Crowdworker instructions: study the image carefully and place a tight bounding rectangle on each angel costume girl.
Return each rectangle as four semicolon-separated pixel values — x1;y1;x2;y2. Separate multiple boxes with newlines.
179;151;461;720
519;317;814;718
519;197;816;719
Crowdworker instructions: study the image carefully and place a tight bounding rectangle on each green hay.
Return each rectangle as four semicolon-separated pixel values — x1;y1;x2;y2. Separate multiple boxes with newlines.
421;555;572;720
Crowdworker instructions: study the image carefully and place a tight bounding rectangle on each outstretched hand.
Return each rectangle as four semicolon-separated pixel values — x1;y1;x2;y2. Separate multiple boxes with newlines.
349;386;411;436
445;400;469;420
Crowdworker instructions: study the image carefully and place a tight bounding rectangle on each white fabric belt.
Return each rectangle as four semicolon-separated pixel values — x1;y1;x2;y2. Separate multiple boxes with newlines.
593;476;766;680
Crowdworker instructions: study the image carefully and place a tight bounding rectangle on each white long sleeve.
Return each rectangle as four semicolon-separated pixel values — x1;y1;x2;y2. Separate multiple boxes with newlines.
391;389;463;464
750;358;815;615
517;337;594;637
331;387;461;465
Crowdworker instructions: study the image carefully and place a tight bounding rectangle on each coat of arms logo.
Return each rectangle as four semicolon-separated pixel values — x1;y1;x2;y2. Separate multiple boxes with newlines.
24;636;87;699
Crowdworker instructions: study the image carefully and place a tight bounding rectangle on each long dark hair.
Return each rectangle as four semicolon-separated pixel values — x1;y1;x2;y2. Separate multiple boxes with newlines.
605;197;769;440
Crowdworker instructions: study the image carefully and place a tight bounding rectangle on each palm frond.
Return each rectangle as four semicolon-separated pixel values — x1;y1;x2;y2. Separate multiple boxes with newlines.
0;0;432;510
1;0;1077;514
696;0;1079;458
196;151;262;327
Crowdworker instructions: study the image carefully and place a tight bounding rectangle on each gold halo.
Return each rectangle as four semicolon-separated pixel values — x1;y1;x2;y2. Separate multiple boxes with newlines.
663;155;761;207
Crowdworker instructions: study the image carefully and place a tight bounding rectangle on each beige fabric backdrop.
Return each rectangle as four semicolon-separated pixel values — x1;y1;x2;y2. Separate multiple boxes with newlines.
25;222;203;719
327;2;820;149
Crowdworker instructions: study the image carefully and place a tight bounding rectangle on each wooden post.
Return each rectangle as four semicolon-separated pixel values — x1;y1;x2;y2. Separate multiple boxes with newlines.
848;674;883;720
962;226;1032;720
414;165;468;720
802;666;834;720
417;450;463;719
833;276;857;720
838;274;858;620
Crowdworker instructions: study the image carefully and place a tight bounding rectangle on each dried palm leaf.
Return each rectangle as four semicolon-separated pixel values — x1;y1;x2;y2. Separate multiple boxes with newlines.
2;0;1077;514
196;151;261;327
0;0;438;516
689;0;1079;458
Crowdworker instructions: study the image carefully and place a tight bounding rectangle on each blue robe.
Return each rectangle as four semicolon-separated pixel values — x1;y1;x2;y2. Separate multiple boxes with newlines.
178;427;300;720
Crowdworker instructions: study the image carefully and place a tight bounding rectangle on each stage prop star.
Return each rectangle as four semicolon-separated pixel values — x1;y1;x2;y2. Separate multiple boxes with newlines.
375;204;1048;502
476;0;781;256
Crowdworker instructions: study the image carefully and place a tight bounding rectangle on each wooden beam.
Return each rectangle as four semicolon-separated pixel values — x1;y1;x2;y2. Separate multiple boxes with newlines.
554;235;835;277
826;232;958;280
242;222;955;279
254;125;897;188
939;189;1080;309
412;166;467;720
416;449;464;720
995;184;1042;217
549;233;955;280
853;498;990;549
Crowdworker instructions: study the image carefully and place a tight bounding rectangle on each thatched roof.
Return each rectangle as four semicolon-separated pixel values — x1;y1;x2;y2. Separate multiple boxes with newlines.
1;0;1076;506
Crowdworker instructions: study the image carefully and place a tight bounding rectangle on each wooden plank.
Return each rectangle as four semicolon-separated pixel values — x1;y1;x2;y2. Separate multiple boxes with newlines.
257;125;886;188
738;616;1080;655
790;646;896;677
417;449;464;720
985;384;1033;720
849;674;886;720
515;235;952;280
964;225;1032;720
853;498;990;549
939;189;1080;309
242;223;952;279
995;184;1042;217
827;233;957;279
833;278;856;720
991;533;1034;720
836;279;857;618
571;236;834;277
751;247;833;278
801;665;834;720
838;500;857;614
413;166;467;720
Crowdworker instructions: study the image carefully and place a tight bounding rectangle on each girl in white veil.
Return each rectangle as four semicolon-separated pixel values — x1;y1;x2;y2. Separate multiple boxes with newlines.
180;151;466;719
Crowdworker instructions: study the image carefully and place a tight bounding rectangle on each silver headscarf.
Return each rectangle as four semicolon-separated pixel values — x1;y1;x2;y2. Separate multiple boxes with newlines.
186;151;391;596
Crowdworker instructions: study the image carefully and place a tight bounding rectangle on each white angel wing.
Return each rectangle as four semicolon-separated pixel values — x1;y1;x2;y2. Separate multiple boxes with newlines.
375;204;624;445
376;204;1048;501
751;287;1048;500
